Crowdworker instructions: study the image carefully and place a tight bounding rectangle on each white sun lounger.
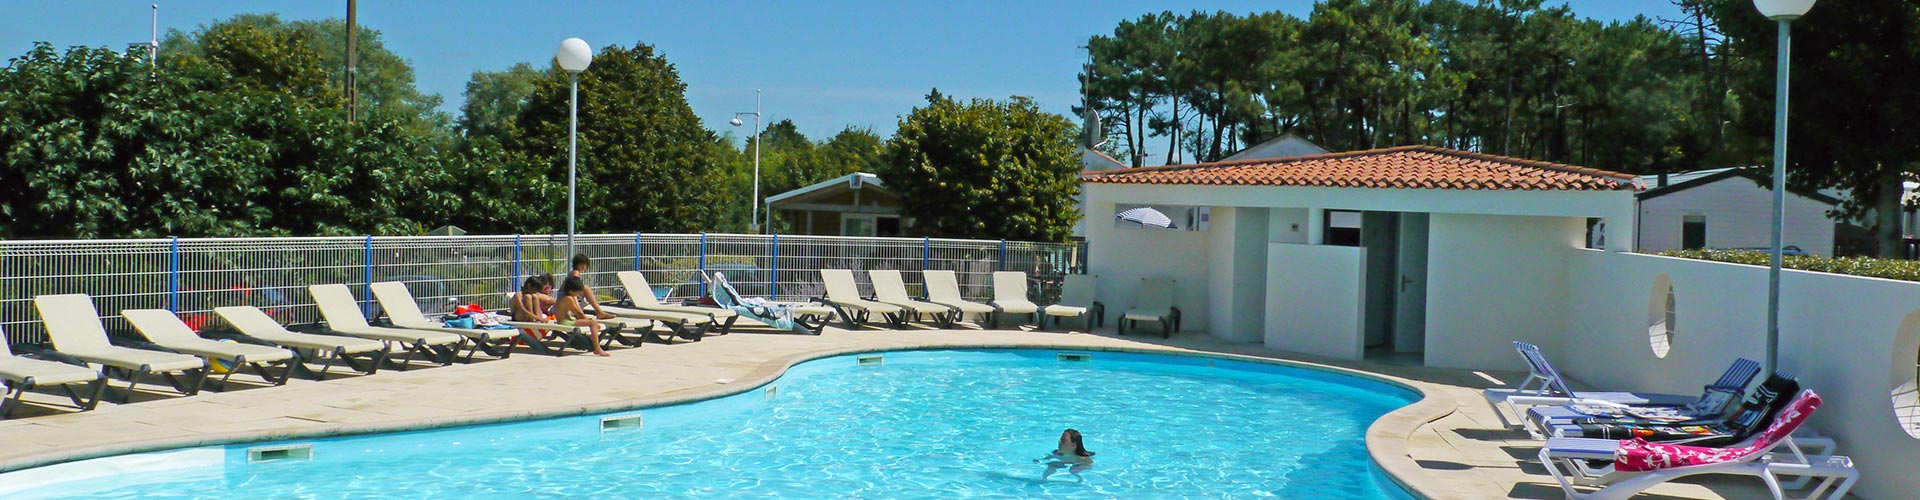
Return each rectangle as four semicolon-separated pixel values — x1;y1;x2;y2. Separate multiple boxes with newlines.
1483;341;1697;428
989;271;1040;329
369;281;528;361
922;270;994;327
213;306;390;378
869;269;957;327
819;269;906;329
310;284;466;370
615;271;740;324
1119;277;1180;338
1041;274;1102;331
1539;390;1856;500
0;325;109;419
34;294;208;402
123;309;297;390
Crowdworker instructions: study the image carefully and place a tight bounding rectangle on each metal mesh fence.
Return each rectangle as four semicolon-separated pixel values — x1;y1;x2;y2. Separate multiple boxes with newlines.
2;233;1086;345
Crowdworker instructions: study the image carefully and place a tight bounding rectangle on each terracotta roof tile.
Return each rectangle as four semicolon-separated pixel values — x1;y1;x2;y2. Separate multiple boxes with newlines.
1080;145;1640;191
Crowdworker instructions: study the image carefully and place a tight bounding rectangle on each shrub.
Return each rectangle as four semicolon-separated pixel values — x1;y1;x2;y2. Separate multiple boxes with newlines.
1657;249;1920;282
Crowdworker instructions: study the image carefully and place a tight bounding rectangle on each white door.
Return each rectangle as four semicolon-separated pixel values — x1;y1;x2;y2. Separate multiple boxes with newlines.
1394;213;1428;353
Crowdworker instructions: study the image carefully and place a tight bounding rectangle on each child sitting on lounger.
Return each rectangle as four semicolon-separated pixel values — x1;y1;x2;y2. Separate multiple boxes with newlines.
1034;429;1094;481
555;276;611;357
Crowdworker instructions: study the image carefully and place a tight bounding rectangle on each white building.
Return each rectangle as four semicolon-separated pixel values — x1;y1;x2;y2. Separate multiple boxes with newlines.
1080;146;1920;499
1635;167;1847;256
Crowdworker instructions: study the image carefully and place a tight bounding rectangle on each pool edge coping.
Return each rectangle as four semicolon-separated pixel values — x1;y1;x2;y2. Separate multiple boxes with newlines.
0;340;1458;500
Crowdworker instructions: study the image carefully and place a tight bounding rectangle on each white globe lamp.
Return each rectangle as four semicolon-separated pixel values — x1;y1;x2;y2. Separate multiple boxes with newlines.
1753;0;1815;20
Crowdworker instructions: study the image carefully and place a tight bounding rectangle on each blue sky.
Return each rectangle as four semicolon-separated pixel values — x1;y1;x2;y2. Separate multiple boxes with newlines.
3;1;1685;144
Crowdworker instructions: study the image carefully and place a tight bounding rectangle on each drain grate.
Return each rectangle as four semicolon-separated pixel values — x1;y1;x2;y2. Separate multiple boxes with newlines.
247;444;313;463
600;414;644;431
1058;353;1091;362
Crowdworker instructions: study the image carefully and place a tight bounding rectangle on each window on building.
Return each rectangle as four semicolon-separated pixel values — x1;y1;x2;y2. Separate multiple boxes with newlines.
1324;210;1362;247
1682;215;1707;250
842;215;877;237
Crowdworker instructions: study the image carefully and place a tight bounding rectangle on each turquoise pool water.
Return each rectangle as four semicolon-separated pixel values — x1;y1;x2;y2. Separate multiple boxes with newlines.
1;349;1419;499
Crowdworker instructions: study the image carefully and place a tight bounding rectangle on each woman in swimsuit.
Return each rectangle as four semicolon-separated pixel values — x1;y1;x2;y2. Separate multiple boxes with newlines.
1035;429;1094;480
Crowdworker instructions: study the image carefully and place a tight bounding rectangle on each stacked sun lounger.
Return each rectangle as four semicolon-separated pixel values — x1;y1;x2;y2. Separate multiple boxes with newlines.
1487;341;1857;499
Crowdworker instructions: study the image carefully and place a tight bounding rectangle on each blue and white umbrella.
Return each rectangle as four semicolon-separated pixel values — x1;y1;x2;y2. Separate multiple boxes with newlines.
1116;207;1175;228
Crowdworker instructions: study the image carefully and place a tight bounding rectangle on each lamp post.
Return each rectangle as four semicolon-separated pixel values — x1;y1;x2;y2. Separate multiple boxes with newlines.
731;90;763;233
556;38;593;258
1754;0;1815;374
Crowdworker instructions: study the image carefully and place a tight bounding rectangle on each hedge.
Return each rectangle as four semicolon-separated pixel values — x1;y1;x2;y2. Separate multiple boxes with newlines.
1657;249;1920;282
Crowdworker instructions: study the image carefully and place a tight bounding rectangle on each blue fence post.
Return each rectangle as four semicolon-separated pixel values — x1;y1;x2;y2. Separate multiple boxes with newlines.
760;234;768;300
998;239;1007;271
633;233;643;272
167;236;180;312
698;233;708;298
922;237;931;272
362;235;375;317
512;234;523;291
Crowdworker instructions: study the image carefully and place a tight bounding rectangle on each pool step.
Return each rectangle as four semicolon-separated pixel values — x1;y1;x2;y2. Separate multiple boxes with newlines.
246;444;312;463
1057;353;1091;362
600;414;644;432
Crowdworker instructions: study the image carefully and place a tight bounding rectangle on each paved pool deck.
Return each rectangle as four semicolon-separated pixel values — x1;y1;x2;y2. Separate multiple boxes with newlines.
0;323;1814;499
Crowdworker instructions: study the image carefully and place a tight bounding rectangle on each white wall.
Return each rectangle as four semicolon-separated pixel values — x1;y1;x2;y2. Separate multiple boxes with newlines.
1560;250;1920;500
1637;176;1837;255
1266;243;1366;359
1084;199;1212;333
1424;214;1581;369
1269;208;1310;244
1207;208;1269;343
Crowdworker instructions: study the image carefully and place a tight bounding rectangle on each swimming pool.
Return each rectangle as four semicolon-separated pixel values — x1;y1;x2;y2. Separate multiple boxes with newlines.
0;349;1420;499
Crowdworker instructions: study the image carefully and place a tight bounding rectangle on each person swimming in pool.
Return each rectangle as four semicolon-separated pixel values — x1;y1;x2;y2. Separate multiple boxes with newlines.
1034;429;1094;481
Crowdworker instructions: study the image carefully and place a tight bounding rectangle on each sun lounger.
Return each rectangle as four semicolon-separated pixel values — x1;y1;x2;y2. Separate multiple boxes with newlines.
34;294;208;402
819;269;907;329
868;269;957;327
0;326;109;419
988;271;1040;329
310;284;466;369
583;273;728;342
1523;357;1763;438
213;306;390;378
369;281;531;362
1539;389;1856;500
1119;277;1181;338
1482;341;1697;428
122;309;296;390
922;270;995;327
1041;274;1102;331
704;271;830;334
615;271;741;329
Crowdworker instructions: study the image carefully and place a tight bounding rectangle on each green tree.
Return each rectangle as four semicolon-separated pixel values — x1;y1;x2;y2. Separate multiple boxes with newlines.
1699;0;1920;257
459;63;540;141
881;92;1082;241
504;41;728;234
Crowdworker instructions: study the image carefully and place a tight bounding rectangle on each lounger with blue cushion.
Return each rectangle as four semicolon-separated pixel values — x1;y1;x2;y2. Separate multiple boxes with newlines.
1521;357;1762;438
1482;341;1697;428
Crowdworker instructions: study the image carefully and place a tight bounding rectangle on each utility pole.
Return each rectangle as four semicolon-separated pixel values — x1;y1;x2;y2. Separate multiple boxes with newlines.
345;0;359;122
